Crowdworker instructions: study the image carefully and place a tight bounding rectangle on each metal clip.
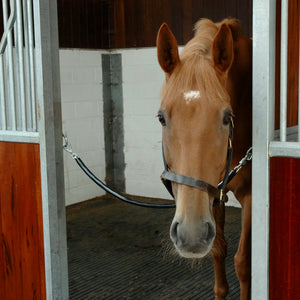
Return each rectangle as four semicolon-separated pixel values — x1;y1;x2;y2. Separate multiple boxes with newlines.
233;146;253;174
245;147;253;161
62;133;78;159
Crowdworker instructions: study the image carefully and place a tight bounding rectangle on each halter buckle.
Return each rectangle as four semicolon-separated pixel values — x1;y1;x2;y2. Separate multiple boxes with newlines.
219;189;223;201
228;137;232;149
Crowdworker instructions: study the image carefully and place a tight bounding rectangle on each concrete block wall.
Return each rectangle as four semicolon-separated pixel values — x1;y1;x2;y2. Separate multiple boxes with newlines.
119;48;172;200
60;48;240;207
60;49;106;205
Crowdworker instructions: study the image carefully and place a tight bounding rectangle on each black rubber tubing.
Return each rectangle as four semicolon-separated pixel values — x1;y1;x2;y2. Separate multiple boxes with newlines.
74;155;238;209
75;156;176;208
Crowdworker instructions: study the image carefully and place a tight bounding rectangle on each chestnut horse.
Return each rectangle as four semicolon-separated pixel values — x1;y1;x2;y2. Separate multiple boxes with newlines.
156;19;252;299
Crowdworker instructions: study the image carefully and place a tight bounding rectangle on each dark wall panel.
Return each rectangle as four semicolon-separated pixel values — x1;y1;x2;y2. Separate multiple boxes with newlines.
0;1;252;48
110;0;252;48
55;0;252;49
57;0;111;48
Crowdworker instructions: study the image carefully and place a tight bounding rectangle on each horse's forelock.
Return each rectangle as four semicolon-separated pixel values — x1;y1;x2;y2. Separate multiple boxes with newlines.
161;57;228;106
161;19;240;105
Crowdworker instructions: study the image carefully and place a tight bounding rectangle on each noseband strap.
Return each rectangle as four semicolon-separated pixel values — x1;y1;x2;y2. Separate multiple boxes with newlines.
161;170;228;203
161;118;234;207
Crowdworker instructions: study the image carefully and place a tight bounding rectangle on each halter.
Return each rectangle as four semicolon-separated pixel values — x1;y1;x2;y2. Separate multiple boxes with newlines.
161;118;234;207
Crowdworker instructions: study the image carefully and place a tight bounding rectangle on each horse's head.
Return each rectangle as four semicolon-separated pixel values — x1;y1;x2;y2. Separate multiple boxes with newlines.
157;19;237;259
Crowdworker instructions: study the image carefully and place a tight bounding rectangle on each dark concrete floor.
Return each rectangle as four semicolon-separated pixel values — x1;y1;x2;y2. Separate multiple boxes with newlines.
67;195;241;299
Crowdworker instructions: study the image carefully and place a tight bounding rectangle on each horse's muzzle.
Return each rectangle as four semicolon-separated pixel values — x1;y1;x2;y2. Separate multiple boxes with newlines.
170;218;216;258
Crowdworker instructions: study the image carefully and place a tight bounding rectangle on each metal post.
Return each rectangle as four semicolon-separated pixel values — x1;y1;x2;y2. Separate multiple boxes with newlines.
28;0;37;131
15;0;27;131
22;0;31;130
0;56;6;130
3;0;17;130
252;0;276;299
0;0;16;131
280;0;288;142
33;0;69;298
298;17;300;142
22;0;36;132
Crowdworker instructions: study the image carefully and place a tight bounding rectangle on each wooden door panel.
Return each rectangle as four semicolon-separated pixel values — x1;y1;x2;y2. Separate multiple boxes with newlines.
0;142;46;300
270;157;300;300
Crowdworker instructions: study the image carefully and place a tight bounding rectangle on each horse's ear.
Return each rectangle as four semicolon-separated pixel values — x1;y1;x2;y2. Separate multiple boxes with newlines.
156;23;180;74
212;24;234;73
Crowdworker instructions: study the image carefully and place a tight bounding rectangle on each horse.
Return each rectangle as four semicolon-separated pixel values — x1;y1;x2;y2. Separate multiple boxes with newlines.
156;18;252;300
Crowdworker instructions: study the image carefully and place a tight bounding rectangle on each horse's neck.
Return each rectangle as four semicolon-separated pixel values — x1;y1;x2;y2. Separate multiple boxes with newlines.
228;45;252;157
230;74;252;122
229;36;252;115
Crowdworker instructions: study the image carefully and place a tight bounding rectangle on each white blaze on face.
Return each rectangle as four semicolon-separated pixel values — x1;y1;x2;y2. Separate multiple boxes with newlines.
183;90;201;104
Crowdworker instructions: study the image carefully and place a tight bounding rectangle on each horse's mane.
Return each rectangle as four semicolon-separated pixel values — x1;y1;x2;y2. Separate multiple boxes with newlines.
161;18;240;104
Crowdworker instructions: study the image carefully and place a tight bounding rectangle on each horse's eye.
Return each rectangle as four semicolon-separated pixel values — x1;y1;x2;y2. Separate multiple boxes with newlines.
223;110;233;126
157;112;166;126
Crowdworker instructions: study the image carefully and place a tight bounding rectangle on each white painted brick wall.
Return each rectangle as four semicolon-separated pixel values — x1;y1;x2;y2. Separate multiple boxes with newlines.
60;48;240;207
118;48;172;200
60;49;106;206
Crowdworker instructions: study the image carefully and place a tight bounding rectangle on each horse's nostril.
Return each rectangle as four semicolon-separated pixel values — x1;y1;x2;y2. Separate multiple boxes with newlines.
203;222;215;244
171;222;179;238
170;221;179;241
